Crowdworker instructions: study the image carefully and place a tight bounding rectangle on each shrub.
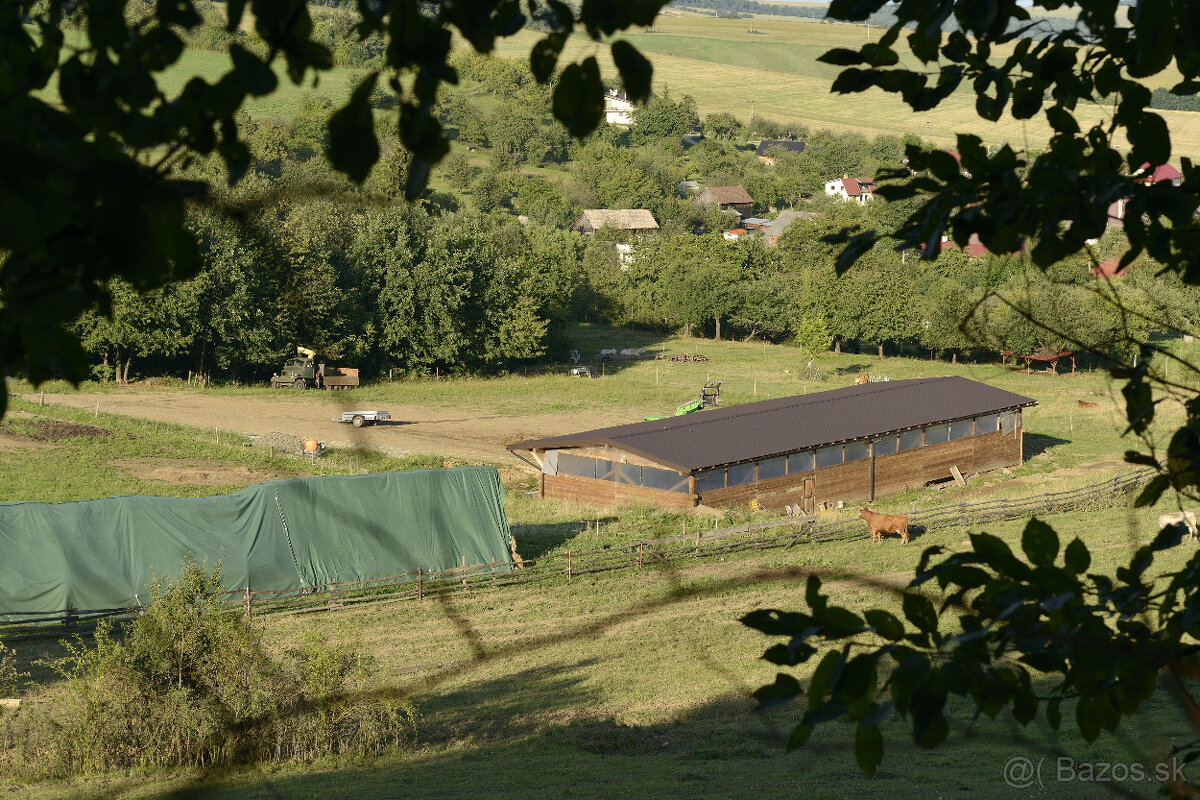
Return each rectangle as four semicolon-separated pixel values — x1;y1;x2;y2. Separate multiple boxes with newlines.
0;559;417;779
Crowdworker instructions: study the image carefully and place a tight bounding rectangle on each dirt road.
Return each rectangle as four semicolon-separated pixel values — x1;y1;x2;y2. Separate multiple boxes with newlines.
25;389;627;468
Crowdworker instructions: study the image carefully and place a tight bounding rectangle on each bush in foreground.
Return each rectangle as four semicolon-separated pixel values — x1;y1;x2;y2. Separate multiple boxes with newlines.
0;560;417;778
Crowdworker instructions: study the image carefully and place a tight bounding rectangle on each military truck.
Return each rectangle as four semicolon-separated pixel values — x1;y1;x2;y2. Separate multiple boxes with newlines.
269;347;360;390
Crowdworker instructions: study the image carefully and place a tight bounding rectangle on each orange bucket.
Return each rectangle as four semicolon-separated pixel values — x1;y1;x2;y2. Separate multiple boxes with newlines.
302;438;321;454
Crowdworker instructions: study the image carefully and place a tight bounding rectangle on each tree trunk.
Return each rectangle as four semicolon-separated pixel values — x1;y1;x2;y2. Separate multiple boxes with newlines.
122;357;132;384
834;338;841;354
878;343;884;358
114;346;123;384
714;316;721;341
101;349;110;383
684;322;692;338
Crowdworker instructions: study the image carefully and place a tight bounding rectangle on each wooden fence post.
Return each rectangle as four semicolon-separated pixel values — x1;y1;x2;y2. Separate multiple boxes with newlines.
462;555;467;588
567;550;572;582
491;559;497;586
329;580;341;610
637;542;644;569
417;567;423;601
243;586;252;619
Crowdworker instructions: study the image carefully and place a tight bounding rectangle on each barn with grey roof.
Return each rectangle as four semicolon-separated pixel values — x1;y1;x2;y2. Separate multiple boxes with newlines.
509;377;1036;511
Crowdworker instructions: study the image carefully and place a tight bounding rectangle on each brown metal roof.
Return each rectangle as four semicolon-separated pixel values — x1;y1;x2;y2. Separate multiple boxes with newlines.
697;185;754;206
509;377;1036;473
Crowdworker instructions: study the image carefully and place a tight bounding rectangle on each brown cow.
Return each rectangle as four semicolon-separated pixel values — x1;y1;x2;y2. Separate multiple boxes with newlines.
854;374;870;385
1077;400;1098;409
859;508;909;544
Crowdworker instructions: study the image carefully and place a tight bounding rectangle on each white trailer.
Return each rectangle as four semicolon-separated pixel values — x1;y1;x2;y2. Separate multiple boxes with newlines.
331;411;391;427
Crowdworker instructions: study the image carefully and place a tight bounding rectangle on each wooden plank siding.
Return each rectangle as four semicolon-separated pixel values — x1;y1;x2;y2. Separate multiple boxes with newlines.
702;428;1024;509
539;428;1024;510
542;472;696;509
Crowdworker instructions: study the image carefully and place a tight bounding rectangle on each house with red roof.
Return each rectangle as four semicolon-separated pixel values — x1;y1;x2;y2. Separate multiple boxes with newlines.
824;176;875;204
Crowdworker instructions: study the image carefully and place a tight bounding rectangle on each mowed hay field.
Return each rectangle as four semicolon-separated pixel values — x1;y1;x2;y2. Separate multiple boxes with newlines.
490;12;1200;158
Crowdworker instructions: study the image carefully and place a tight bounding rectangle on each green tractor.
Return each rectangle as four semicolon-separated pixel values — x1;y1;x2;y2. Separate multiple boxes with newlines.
646;380;722;420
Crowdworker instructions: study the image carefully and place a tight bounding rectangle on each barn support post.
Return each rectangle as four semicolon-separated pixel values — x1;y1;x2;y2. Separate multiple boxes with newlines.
868;440;876;501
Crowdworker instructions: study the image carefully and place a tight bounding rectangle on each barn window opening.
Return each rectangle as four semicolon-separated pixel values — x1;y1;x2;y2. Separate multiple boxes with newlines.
642;467;689;492
727;462;756;486
924;423;950;444
695;469;725;493
614;463;639;485
758;456;786;480
558;453;598;478
844;440;870;462
789;451;815;473
999;410;1016;435
898;429;923;451
949;419;974;440
975;413;998;434
873;435;897;455
816;445;843;468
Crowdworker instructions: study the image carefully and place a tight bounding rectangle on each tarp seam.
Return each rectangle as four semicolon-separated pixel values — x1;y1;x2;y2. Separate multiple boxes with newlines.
274;491;309;588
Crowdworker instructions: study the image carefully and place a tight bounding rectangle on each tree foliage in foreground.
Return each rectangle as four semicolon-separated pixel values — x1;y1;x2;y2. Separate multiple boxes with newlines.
745;520;1200;783
0;0;667;417
743;0;1200;785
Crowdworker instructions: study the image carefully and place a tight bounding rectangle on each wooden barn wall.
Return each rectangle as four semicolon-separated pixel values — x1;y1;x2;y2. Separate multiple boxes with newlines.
700;428;1024;509
542;473;695;509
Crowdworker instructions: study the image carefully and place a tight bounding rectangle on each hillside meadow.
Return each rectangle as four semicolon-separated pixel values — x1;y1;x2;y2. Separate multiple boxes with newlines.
489;12;1200;158
5;330;1200;797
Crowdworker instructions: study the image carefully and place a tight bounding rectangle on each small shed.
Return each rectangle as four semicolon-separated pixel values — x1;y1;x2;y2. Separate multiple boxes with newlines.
570;209;659;236
694;185;754;218
509;377;1036;511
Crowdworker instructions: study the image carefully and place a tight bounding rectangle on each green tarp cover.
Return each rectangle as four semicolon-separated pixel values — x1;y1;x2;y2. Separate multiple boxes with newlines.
0;467;513;615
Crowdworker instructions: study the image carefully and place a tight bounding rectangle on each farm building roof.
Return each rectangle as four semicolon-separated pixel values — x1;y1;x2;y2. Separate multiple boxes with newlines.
696;185;754;205
509;377;1036;473
571;209;659;232
756;139;806;156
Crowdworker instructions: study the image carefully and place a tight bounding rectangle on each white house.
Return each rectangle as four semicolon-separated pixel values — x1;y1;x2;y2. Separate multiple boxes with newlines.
824;176;875;204
604;90;635;126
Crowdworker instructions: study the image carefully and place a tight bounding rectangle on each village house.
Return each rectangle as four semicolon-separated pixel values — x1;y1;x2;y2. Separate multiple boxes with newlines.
694;185;754;218
1109;163;1184;228
569;209;659;236
755;139;806;165
824;176;875;204
604;90;635;126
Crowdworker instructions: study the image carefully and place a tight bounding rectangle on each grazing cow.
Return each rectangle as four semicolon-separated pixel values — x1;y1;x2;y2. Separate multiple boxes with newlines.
1078;400;1099;408
859;508;909;544
855;374;870;385
1158;511;1199;541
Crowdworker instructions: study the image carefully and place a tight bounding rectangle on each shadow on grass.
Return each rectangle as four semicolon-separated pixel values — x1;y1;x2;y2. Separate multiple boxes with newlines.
829;362;873;377
510;517;619;559
1025;432;1071;459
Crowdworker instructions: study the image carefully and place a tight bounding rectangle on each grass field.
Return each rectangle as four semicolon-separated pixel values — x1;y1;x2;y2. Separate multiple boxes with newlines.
6;328;1200;797
10;504;1196;799
489;13;1200;158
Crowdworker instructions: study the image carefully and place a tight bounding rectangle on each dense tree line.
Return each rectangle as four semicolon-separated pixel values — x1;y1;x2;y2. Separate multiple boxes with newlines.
61;45;1196;385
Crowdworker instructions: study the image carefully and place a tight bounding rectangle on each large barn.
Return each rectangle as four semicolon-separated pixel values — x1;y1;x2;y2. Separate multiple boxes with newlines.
509;377;1036;511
